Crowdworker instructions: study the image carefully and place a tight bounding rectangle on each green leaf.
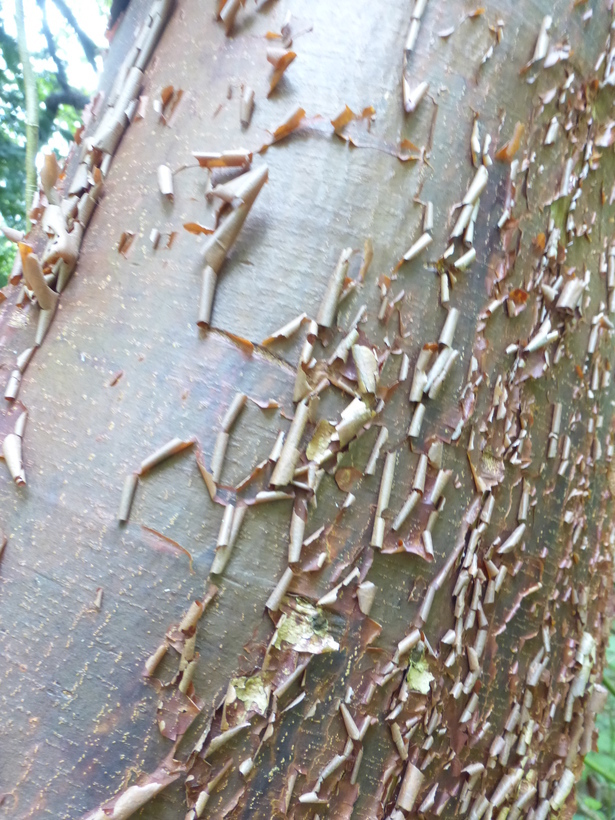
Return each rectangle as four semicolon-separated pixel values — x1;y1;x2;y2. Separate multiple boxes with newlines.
601;675;615;698
584;753;615;785
583;797;603;811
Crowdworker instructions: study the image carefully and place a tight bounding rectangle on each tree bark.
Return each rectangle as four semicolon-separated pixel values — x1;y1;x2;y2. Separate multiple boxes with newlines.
1;1;614;819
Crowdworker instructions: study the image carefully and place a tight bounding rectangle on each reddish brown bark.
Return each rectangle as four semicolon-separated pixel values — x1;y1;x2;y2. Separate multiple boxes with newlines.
1;1;614;818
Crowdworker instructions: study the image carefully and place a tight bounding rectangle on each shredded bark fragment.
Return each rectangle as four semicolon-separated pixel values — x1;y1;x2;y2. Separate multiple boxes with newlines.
403;231;432;262
219;0;241;34
397;761;424;811
81;758;184;820
495;122;525;162
262;313;308;345
267;105;307;145
266;48;297;95
193;149;252;169
203;722;251;759
139;437;195;475
157;164;174;198
403;79;429;114
144;643;168;677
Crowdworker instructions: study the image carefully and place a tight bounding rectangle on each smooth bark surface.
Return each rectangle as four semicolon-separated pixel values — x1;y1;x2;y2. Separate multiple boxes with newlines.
1;1;614;819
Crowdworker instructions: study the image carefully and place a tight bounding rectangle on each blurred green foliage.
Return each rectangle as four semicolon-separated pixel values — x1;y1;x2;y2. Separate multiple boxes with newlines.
0;21;29;285
576;633;615;819
0;3;107;287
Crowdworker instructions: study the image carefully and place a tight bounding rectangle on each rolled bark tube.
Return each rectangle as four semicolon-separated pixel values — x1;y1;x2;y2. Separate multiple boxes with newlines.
288;495;307;563
178;659;197;694
357;581;376;615
14;411;28;439
240;85;255;127
352;344;379;394
198;265;217;327
135;2;174;69
269;430;285;462
408;402;425;438
397;762;424;811
221;392;247;432
179;600;205;632
68;162;89;197
463;165;489;205
113;66;144;123
118;473;139;523
139;437;194;474
3;433;25;485
270;400;309;487
216;503;235;548
1;224;24;243
339;703;360;740
413;454;428;493
35;304;58;346
220;0;241;33
253;490;294;503
91;113;126;156
265;566;294;611
24;255;58;311
336;398;373;448
409;347;434;401
365;426;389;475
211;505;246;574
263;313;307;345
439;308;459;347
56;260;76;293
375;452;396;517
316;247;353;328
202;165;268;273
42;222;83;268
157;164;174;198
144;642;168;676
41;151;60;204
211;431;229;483
194;150;252;169
402;231;432;261
4;370;21;401
77;183;102;228
392;490;420;530
329;327;359;365
403;80;429;113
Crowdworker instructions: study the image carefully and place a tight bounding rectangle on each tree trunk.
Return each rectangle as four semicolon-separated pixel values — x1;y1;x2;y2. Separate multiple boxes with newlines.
1;1;614;819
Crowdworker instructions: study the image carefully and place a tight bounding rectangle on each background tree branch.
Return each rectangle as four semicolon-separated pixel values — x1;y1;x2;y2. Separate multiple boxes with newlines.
109;0;132;29
49;0;99;69
37;0;69;90
44;88;90;121
36;0;91;121
14;0;38;229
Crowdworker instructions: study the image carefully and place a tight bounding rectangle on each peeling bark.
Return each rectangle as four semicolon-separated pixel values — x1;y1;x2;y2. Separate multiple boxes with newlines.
1;1;615;819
